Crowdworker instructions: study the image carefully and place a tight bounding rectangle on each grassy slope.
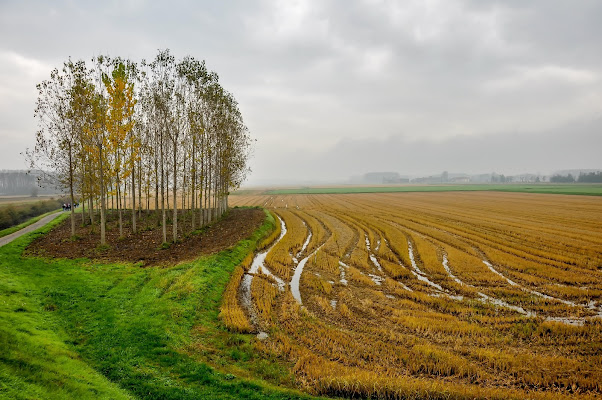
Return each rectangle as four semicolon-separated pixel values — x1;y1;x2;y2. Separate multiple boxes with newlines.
0;210;320;400
264;184;602;196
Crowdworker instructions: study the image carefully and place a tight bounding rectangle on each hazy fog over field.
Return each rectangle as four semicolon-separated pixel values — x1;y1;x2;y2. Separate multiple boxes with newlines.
1;0;601;185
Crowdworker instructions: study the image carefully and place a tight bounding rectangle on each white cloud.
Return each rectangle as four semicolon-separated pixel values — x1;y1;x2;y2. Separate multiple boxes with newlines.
245;0;331;45
483;65;598;92
0;50;50;77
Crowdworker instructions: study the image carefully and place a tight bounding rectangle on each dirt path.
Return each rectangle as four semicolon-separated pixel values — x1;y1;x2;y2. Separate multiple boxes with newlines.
0;212;62;248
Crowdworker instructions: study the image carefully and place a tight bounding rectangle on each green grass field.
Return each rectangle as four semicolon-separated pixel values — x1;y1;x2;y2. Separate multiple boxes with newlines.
262;183;602;196
0;210;320;400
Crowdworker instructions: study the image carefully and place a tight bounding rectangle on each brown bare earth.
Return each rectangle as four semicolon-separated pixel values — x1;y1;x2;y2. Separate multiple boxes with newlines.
26;207;265;266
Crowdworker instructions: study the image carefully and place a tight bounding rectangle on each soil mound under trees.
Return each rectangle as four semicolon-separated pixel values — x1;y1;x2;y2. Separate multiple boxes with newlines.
26;207;265;266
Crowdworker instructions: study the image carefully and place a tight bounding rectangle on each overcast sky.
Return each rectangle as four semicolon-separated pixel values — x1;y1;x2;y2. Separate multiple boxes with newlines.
1;0;601;185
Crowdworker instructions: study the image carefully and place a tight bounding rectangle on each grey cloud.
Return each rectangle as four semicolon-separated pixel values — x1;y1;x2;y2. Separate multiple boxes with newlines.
0;0;600;184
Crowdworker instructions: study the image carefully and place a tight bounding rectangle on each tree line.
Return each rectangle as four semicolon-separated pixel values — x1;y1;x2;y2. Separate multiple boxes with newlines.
0;170;55;196
28;50;252;245
550;172;602;183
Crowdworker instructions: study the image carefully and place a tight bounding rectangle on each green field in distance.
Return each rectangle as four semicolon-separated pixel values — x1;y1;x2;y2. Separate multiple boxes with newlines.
255;184;602;196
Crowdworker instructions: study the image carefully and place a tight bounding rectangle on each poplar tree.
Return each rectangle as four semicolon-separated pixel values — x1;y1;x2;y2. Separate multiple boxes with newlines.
30;50;253;246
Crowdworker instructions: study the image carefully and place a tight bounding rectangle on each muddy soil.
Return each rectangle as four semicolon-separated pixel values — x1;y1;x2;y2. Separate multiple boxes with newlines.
26;207;265;266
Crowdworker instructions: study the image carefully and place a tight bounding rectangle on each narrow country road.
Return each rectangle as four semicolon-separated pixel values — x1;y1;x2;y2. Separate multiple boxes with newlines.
0;212;62;248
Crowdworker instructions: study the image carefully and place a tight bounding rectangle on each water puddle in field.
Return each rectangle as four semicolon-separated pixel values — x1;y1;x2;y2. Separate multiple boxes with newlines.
586;301;602;318
365;234;385;277
442;255;464;286
239;274;256;324
483;260;519;286
438;258;532;316
257;331;269;340
477;292;534;317
248;216;287;291
297;223;312;256
369;254;383;272
375;238;413;291
407;241;445;292
248;215;286;275
291;243;326;305
483;260;580;308
338;261;349;285
367;273;384;286
440;252;534;316
433;293;464;301
292;222;311;265
241;214;288;324
477;260;598;322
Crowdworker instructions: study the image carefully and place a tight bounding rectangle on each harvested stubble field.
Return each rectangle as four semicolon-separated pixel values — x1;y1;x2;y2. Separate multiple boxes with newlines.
225;192;602;399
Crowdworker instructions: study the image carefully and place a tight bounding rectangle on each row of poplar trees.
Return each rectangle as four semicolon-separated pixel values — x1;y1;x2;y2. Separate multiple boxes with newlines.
28;50;252;245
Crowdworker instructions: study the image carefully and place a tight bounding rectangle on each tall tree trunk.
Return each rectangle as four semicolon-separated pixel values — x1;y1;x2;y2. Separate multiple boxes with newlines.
81;193;86;226
181;156;185;212
131;157;136;234
137;157;142;218
191;139;196;231
117;174;123;238
172;140;178;242
160;133;167;243
154;154;159;215
99;145;106;245
111;180;114;211
206;154;211;225
68;143;76;237
165;166;168;210
88;197;94;226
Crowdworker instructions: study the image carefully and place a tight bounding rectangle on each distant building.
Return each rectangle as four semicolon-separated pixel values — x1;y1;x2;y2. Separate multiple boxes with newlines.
363;172;401;184
470;173;492;183
384;177;410;184
449;176;470;183
411;176;442;184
